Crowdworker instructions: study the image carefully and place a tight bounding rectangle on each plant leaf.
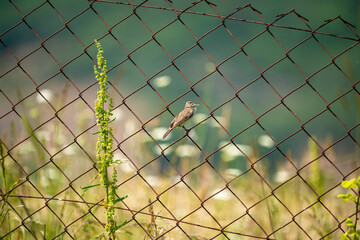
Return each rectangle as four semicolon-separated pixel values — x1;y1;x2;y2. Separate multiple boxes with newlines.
337;193;353;201
81;184;101;190
112;220;127;231
342;179;357;189
340;232;348;240
114;195;129;204
109;117;116;123
345;218;355;228
0;208;11;226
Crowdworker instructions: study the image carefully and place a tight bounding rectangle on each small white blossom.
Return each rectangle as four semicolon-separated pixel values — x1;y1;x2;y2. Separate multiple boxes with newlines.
212;189;232;201
112;108;123;121
154;75;171;88
170;175;181;185
210;116;226;128
193;113;208;124
258;135;275;148
224;168;242;179
145;175;161;187
274;170;290;183
175;144;198;158
121;159;137;173
152;127;169;140
36;89;53;103
219;141;253;161
63;145;77;156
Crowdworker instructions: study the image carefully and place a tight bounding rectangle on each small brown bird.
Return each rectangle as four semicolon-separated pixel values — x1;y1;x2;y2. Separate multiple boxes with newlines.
162;101;200;139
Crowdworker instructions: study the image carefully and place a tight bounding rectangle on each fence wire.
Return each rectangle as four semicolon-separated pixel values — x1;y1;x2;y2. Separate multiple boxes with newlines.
1;0;360;239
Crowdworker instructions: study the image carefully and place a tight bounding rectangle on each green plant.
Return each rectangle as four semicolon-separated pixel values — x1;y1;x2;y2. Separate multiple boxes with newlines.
93;39;127;239
337;177;360;240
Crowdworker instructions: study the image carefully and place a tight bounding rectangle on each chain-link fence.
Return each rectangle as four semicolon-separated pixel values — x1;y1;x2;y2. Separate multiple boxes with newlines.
1;0;360;239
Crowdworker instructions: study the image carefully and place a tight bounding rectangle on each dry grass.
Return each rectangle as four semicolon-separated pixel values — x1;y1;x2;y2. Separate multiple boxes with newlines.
0;88;359;240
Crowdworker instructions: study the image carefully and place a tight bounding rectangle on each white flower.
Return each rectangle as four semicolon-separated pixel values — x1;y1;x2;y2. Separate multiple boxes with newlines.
210;116;226;128
153;75;171;88
121;162;136;173
224;168;242;179
113;153;125;161
258;135;275;148
36;89;53;103
151;127;169;140
274;170;290;183
112;108;123;121
170;175;181;185
121;159;137;173
219;141;253;162
175;144;198;158
212;188;232;201
62;144;77;156
193;113;208;124
145;175;161;187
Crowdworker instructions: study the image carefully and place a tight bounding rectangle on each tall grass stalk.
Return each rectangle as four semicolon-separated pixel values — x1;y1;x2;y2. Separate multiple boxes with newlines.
93;39;126;239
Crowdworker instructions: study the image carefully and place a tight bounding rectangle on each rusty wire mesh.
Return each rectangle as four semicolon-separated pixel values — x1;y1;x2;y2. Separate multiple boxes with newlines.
1;0;360;239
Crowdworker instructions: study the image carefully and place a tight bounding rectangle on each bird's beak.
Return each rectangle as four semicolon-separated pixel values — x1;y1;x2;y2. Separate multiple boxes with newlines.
195;104;200;106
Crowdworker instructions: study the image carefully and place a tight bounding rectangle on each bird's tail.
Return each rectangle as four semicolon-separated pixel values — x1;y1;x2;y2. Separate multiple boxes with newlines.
162;128;172;139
